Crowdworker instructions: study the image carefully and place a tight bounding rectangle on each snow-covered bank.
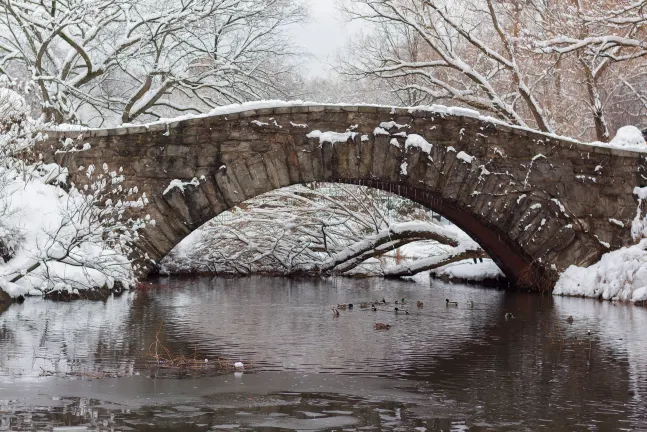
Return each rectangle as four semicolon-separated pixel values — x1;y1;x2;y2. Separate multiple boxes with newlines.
430;259;506;285
554;240;647;303
0;163;137;299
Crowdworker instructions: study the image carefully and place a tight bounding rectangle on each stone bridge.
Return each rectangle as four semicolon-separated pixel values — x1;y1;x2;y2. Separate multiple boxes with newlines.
37;103;647;290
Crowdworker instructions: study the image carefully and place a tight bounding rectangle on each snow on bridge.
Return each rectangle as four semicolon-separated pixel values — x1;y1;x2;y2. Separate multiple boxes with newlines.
36;102;647;290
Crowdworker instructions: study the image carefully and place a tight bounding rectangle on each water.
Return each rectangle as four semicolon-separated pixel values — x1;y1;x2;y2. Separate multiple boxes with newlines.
1;276;647;431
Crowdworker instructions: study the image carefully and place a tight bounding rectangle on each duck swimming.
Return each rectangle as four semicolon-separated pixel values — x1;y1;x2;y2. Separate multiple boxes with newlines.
416;301;424;308
467;300;474;308
505;312;514;319
446;299;458;306
566;315;574;324
374;323;391;330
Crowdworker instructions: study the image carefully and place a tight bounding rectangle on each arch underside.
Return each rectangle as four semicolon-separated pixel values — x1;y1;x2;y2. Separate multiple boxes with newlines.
41;104;644;291
142;179;558;289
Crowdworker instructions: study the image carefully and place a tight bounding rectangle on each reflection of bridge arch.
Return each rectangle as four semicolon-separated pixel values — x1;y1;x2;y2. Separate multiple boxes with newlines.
40;103;646;289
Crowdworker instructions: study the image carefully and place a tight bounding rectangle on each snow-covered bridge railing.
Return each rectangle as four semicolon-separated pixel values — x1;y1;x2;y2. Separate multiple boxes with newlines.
35;102;647;290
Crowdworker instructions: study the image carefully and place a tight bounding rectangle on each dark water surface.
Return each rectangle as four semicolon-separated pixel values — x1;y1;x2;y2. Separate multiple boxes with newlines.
1;276;647;431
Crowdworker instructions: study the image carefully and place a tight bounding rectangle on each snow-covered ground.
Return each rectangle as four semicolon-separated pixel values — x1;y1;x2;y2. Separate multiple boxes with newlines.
430;259;505;283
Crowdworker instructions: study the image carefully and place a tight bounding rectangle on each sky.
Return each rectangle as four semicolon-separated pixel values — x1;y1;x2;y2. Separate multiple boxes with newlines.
290;0;362;77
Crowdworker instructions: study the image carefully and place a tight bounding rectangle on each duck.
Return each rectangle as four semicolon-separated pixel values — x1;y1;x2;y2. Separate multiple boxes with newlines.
359;302;370;309
416;301;424;308
337;304;347;310
372;305;377;312
394;307;399;313
566;315;574;324
374;323;391;330
401;298;406;304
446;299;458;306
395;300;399;305
505;312;514;319
348;303;354;310
405;310;409;315
467;300;474;308
381;298;386;304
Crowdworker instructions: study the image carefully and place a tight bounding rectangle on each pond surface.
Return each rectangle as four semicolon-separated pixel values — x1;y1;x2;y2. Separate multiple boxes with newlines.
1;276;647;431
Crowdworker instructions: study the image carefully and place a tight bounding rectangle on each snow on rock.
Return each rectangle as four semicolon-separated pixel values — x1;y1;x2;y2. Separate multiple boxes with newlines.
380;121;409;130
634;186;647;200
163;177;200;195
307;130;357;145
554;239;647;303
405;134;432;153
431;259;504;282
456;151;474;164
607;126;646;150
400;161;408;175
632;187;647;239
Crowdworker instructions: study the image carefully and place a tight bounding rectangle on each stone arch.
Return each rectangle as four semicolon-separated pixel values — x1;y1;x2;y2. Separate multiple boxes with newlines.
39;104;646;290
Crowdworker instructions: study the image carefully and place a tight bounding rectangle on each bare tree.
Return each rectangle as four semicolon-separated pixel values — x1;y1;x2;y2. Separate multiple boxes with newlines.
340;0;647;141
0;0;307;126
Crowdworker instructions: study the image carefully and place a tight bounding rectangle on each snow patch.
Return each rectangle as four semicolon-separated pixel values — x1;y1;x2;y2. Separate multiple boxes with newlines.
607;126;646;150
456;151;474;164
380;121;409;130
163;178;201;195
404;134;433;153
400;162;408;175
431;259;504;282
307;130;357;145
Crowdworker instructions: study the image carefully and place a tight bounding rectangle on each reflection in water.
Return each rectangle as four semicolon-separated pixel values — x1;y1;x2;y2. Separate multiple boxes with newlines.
0;276;647;430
